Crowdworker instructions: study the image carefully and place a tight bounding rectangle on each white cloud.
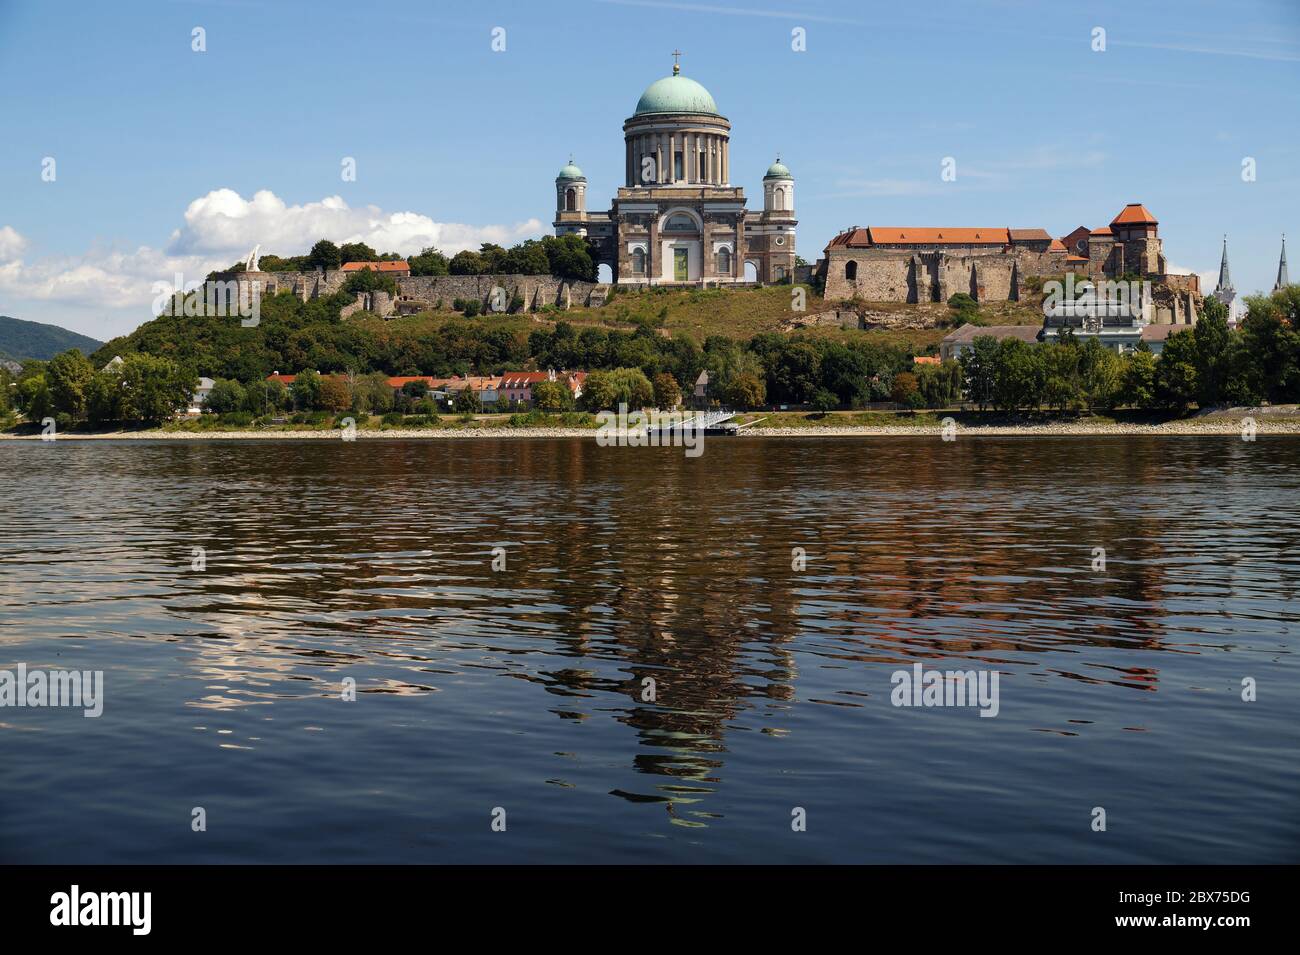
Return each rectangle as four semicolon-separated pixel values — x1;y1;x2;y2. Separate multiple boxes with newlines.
0;225;28;262
166;188;541;261
0;190;544;336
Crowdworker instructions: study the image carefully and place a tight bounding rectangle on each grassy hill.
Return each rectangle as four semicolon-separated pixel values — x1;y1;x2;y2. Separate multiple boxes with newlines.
0;315;104;363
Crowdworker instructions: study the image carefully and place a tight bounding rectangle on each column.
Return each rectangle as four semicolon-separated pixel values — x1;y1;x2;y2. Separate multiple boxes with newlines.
648;217;660;286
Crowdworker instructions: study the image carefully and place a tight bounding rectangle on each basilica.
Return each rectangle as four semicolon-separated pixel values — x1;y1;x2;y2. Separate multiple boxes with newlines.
552;58;796;286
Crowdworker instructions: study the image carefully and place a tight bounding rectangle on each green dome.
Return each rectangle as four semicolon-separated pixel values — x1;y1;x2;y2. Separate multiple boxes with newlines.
764;159;792;179
556;159;585;181
633;74;720;116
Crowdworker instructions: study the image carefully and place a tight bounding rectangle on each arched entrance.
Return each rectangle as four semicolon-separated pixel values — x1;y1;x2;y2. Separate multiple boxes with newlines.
596;263;613;284
743;260;759;283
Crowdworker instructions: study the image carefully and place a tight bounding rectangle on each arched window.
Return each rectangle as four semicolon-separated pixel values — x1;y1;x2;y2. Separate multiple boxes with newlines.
664;213;696;232
716;247;731;275
565;188;576;212
774;188;785;211
631;248;646;274
774;266;786;281
845;260;858;280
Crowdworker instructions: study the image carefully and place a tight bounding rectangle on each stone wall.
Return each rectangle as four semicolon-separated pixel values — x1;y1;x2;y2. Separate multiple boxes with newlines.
823;248;1065;303
240;270;606;313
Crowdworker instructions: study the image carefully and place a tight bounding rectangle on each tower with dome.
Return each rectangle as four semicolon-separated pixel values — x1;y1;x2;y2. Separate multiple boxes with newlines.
552;55;796;287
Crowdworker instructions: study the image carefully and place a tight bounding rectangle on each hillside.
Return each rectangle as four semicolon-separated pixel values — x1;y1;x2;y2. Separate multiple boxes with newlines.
89;283;1046;381
0;315;104;363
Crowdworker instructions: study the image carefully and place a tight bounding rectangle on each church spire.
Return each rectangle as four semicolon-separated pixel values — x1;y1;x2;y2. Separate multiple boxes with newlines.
1216;234;1233;292
1276;234;1290;292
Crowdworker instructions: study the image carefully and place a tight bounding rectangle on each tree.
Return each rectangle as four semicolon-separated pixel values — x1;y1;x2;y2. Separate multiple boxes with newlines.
354;372;395;414
890;372;919;405
959;336;999;410
809;388;838;413
1191;299;1232;407
306;240;342;272
990;338;1045;411
119;354;196;423
542;234;598;282
532;379;571;411
607;367;654;409
916;360;962;409
449;250;485;275
725;372;766;409
454;387;482;413
1155;331;1199;410
16;372;53;423
204;378;246;414
342;268;398;296
770;341;821;403
317;376;352;412
86;370;126;424
503;241;551;276
409;246;449;277
338;242;378;264
651;372;681;410
1078;337;1123;411
581;371;618;411
291;369;322;410
1121;347;1157;410
46;349;95;419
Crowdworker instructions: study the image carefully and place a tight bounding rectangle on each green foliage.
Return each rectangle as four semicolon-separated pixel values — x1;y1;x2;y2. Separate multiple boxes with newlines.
915;360;962;409
119;353;196;423
290;369;322;410
342;268;398;296
338;242;378;264
408;246;449;276
724;372;766;409
531;379;572;411
46;349;94;418
454;387;482;413
204;378;246;414
651;371;681;410
306;240;342;272
809;388;838;413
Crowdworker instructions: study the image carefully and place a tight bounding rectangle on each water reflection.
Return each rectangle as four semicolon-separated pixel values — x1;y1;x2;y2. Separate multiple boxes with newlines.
1;436;1297;862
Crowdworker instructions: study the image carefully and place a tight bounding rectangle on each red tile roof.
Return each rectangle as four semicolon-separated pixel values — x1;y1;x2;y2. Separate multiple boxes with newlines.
1090;226;1113;236
1111;204;1158;226
1009;229;1052;242
1049;238;1067;252
869;227;1010;245
341;260;410;272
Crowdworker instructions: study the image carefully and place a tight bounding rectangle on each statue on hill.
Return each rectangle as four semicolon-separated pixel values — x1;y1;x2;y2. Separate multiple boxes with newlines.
245;245;261;273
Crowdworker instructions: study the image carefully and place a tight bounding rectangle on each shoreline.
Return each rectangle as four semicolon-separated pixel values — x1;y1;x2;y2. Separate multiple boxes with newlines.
3;420;1297;441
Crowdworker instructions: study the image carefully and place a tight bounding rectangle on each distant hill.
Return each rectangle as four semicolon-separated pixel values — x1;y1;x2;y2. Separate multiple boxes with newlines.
0;315;104;363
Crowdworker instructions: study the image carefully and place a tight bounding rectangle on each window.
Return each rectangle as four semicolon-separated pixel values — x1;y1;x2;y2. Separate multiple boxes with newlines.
716;247;731;275
774;188;785;211
631;248;646;274
664;213;696;232
845;260;858;280
565;188;575;212
774;266;786;281
674;152;684;181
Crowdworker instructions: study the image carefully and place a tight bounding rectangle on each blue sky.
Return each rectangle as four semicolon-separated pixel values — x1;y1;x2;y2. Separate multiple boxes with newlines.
1;0;1298;339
